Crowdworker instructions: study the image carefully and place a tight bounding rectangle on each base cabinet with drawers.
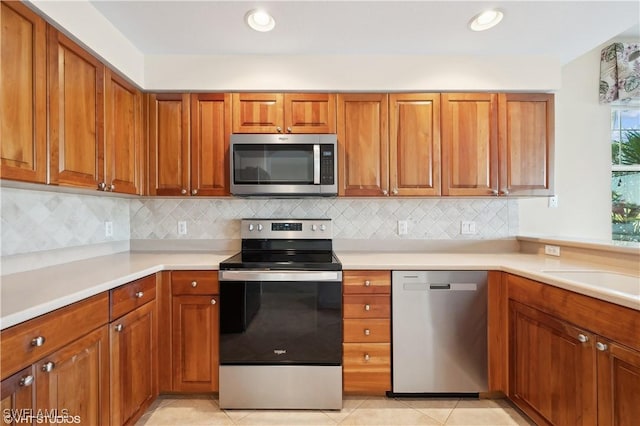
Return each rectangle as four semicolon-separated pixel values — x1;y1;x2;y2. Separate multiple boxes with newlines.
342;270;391;394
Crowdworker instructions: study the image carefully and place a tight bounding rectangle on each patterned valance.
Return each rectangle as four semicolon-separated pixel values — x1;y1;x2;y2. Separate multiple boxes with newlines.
599;42;640;104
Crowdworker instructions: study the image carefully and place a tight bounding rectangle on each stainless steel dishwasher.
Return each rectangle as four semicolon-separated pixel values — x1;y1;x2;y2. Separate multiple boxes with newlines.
391;271;488;395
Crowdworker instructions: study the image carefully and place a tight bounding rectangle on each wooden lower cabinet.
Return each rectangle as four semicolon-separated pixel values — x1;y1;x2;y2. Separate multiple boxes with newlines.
1;366;36;424
597;340;640;426
36;326;110;426
110;301;157;426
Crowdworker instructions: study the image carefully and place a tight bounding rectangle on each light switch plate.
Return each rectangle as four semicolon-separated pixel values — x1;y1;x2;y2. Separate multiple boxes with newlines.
548;195;559;208
544;245;561;256
460;221;477;235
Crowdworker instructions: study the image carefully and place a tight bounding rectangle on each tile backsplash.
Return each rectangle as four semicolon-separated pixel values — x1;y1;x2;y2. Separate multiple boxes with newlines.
1;187;518;257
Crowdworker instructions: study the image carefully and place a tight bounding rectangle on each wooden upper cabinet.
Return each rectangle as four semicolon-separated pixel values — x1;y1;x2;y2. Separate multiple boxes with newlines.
337;93;389;196
0;1;47;183
148;93;190;196
498;93;554;196
105;70;143;195
48;27;105;189
441;93;498;196
191;93;231;196
232;93;336;133
389;93;441;196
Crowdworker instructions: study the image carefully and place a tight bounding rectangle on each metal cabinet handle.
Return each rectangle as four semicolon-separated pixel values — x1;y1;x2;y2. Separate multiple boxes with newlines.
211;298;217;305
392;188;398;195
364;329;371;336
286;127;292;133
364;304;371;311
31;336;45;347
364;280;371;287
364;353;370;362
382;189;388;196
114;324;124;332
577;334;589;343
596;342;608;352
192;189;198;195
42;362;55;373
97;182;106;191
276;126;282;133
109;183;115;192
135;291;144;298
181;189;187;195
491;189;499;196
19;375;34;387
191;281;198;288
500;189;510;196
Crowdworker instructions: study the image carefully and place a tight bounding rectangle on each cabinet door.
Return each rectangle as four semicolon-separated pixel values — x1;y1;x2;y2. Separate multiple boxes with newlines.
597;340;640;426
509;301;597;426
337;94;389;196
148;93;190;195
105;69;143;195
389;93;441;196
284;93;336;133
232;93;283;133
441;93;498;196
0;1;47;183
36;326;110;426
498;93;554;196
190;93;231;196
1;366;35;425
110;301;157;426
172;295;219;392
48;28;105;190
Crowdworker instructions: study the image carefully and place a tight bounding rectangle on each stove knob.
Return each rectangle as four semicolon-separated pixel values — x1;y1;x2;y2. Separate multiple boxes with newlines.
257;224;263;232
311;224;318;231
320;224;326;232
248;224;254;232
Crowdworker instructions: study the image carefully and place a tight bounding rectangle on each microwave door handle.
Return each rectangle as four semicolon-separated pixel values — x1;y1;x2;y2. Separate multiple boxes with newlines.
313;144;320;184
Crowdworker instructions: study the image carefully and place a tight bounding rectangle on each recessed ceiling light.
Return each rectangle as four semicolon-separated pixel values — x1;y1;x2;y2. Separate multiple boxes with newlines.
245;9;275;32
469;9;504;31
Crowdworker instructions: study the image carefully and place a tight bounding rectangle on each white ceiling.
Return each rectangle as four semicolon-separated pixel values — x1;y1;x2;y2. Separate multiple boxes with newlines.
89;0;640;64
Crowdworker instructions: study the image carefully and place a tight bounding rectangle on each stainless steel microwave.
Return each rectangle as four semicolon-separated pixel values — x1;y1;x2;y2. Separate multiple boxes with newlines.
230;134;338;196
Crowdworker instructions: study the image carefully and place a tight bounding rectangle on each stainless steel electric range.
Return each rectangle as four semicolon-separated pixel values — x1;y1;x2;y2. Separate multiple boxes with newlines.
218;218;342;410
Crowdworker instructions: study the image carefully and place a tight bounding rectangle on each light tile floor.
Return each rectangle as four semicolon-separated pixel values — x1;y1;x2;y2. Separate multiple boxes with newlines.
136;395;536;425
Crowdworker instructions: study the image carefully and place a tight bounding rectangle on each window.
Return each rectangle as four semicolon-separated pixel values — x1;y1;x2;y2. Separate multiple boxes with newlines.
611;106;640;242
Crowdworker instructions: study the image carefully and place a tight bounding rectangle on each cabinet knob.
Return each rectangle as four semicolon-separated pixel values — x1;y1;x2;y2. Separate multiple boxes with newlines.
596;342;608;352
577;334;589;343
114;324;124;332
181;189;187;195
135;291;144;298
31;336;46;347
287;127;292;133
42;361;55;373
19;375;34;387
192;189;198;195
364;304;371;311
364;329;371;336
500;189;510;196
191;281;198;287
109;183;115;192
392;188;398;195
211;298;217;305
364;280;371;287
491;189;499;196
97;182;107;191
364;353;370;362
382;189;388;196
276;126;282;133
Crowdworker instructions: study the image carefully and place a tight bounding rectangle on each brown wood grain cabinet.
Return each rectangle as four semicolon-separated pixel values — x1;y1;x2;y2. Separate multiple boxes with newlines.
48;27;106;190
232;93;336;134
170;271;220;392
0;1;47;183
342;270;391;395
1;366;36;424
505;273;640;426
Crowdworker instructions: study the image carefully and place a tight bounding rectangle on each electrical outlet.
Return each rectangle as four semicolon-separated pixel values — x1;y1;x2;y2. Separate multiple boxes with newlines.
397;220;408;235
460;221;477;235
544;245;561;256
104;221;113;237
178;221;188;235
548;195;559;208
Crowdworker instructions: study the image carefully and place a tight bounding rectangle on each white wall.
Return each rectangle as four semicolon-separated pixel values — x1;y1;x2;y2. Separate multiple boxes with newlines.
519;42;612;240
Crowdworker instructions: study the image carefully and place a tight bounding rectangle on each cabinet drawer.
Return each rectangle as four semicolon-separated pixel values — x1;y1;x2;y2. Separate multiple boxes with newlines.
172;271;219;295
343;295;390;319
1;293;109;379
343;270;390;294
110;275;156;320
343;343;391;393
343;319;390;343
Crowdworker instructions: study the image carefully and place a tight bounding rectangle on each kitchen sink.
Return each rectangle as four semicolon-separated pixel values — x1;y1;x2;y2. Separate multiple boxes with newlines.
541;270;640;296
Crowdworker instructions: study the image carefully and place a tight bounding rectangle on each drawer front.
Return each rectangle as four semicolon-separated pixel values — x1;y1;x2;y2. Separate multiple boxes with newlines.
343;295;390;319
110;274;156;320
343;319;390;343
343;343;391;393
343;270;390;294
1;293;109;380
172;271;219;295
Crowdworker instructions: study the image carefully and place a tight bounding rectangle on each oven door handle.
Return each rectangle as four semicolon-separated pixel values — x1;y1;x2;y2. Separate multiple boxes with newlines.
219;270;342;282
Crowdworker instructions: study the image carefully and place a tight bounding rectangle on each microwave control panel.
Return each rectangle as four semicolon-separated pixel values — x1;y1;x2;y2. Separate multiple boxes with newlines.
320;144;335;185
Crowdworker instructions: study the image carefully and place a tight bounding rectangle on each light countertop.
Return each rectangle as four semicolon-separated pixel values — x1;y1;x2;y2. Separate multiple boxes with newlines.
1;250;638;330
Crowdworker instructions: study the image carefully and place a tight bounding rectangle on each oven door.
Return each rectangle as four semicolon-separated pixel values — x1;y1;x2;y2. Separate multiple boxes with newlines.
219;270;343;366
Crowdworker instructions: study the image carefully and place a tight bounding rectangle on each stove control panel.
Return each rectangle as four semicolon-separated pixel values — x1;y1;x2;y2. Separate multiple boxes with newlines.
241;219;332;239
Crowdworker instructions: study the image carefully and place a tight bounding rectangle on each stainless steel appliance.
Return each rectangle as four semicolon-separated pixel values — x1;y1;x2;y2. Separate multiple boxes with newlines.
391;271;488;395
230;134;337;196
218;218;342;410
